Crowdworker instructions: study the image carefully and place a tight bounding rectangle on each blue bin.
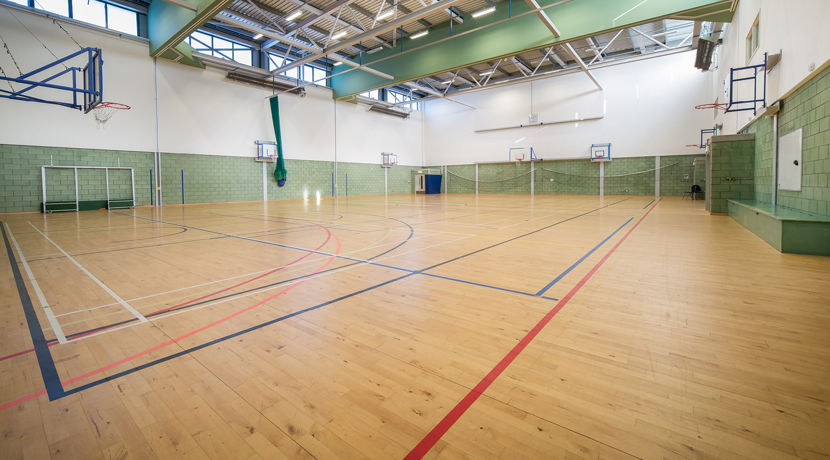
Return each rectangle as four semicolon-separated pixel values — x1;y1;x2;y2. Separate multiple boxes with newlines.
424;174;442;194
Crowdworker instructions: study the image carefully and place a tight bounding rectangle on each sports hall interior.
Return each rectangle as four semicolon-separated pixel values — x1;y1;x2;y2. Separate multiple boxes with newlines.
1;0;829;458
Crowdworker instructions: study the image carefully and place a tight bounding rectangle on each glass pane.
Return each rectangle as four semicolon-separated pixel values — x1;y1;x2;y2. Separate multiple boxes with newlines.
107;5;137;35
35;0;68;17
189;32;211;50
268;56;282;71
8;0;27;6
233;50;252;66
285;66;299;80
212;37;232;50
301;65;315;83
72;0;106;27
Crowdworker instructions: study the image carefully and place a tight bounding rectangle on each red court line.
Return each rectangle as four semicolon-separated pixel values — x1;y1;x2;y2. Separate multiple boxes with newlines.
0;230;342;411
0;223;332;362
404;199;661;459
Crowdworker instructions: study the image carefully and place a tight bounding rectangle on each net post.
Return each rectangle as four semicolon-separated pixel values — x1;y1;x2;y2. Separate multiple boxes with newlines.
105;168;110;208
475;164;479;195
41;166;47;213
74;167;79;212
655;156;661;198
130;169;135;208
530;161;535;197
599;162;604;200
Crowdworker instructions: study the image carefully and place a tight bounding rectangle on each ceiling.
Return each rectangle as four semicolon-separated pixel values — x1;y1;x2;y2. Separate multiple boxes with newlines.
149;0;735;104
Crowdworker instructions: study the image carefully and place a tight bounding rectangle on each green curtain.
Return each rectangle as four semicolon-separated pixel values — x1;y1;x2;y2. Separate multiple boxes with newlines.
269;96;287;187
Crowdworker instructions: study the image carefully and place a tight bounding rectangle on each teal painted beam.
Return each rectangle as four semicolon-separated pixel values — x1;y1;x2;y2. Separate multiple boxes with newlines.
330;0;733;99
148;0;234;61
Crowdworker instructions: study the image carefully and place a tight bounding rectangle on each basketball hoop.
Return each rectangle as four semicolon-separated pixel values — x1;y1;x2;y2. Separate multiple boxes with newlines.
92;101;130;128
694;102;729;111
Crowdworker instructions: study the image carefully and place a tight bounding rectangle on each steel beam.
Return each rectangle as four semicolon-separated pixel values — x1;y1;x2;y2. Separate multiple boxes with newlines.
330;0;731;98
148;0;234;58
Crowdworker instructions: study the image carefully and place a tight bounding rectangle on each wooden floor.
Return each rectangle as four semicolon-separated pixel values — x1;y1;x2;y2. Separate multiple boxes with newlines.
1;194;829;459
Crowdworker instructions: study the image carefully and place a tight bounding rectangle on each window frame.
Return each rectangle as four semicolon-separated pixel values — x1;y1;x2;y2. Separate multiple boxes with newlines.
30;0;139;36
745;13;760;64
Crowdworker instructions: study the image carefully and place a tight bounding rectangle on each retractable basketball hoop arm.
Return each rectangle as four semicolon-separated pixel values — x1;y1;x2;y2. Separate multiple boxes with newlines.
0;47;102;111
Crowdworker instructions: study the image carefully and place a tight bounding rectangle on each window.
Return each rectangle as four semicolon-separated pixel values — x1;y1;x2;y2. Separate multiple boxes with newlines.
9;0;28;6
32;0;138;35
268;54;298;80
746;13;759;63
360;89;380;100
107;4;138;35
387;90;418;111
34;0;68;17
187;31;252;66
300;64;329;86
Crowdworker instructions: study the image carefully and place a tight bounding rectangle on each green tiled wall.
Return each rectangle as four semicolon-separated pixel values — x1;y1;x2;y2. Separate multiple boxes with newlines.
606;157;655;196
437;155;703;196
535;159;600;195
659;154;702;196
744;116;774;204
743;65;830;216
161;153;262;205
478;162;531;194
446;165;476;193
0;144;415;212
0;145;153;213
709;138;755;214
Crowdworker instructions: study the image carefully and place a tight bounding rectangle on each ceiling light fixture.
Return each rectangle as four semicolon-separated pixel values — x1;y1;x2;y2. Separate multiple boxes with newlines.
471;6;496;18
332;30;348;40
479;70;493;76
376;9;394;20
253;33;264;40
441;80;453;84
286;10;302;21
410;30;429;39
333;61;343;66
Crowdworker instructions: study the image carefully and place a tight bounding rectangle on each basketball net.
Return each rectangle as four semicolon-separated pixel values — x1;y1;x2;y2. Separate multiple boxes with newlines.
92;102;130;129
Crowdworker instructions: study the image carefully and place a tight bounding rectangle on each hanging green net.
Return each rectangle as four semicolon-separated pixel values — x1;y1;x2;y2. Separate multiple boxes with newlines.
269;96;287;187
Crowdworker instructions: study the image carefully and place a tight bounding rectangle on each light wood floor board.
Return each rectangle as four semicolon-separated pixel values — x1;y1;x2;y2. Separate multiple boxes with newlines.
1;194;829;459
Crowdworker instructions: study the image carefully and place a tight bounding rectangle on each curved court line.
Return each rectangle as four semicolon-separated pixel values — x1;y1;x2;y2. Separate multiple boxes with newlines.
0;222;332;361
404;199;661;459
0;200;622;409
110;226;188;243
1;213;415;362
0;230;343;411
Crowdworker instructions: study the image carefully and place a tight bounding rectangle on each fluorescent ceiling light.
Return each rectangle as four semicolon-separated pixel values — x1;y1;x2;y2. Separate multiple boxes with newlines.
253;33;264;40
332;30;348;40
441;80;453;84
333;61;343;66
472;6;496;18
479;70;493;76
286;10;302;21
410;30;429;39
367;46;384;54
376;9;394;20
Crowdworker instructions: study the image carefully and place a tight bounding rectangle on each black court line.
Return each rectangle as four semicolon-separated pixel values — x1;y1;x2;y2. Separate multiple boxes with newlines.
56;198;629;397
1;222;64;400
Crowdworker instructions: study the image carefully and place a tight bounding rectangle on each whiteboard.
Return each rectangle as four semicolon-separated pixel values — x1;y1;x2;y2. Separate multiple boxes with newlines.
778;129;802;191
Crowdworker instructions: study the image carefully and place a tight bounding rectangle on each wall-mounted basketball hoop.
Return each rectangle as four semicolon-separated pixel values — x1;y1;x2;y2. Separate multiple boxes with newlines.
381;152;398;168
725;52;767;115
0;47;103;112
590;143;611;162
92;101;130;128
255;141;278;162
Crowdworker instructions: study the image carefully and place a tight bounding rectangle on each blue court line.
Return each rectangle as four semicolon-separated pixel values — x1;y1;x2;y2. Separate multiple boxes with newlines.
418;272;558;300
534;217;634;297
55;199;629;398
1;223;64;400
643;199;655;209
116;212;416;274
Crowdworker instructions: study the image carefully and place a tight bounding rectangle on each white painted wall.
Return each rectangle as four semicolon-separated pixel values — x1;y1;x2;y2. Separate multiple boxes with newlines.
422;51;713;165
0;4;423;165
713;0;830;134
